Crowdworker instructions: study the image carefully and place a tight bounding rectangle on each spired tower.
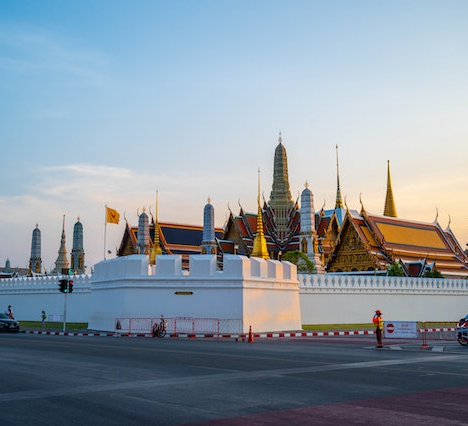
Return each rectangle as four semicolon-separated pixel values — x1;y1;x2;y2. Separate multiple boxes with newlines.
300;182;325;273
136;209;150;255
335;144;344;209
71;217;85;274
149;191;163;265
252;170;270;259
54;214;69;274
201;198;217;255
383;160;397;218
269;133;294;240
29;224;42;274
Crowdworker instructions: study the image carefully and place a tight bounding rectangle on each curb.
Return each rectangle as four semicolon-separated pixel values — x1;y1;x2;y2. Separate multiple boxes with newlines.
21;329;373;339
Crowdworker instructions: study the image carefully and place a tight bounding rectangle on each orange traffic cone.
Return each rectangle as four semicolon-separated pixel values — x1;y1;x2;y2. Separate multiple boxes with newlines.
248;325;254;343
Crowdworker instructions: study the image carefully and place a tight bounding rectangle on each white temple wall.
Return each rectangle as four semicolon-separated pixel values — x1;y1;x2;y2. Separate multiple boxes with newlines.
299;274;468;324
0;275;92;323
1;259;468;331
89;255;302;333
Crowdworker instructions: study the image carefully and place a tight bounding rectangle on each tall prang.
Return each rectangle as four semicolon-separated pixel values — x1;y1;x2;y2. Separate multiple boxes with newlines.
29;223;42;275
71;217;85;274
300;182;325;273
268;132;294;240
136;208;150;255
201;197;217;255
53;215;69;274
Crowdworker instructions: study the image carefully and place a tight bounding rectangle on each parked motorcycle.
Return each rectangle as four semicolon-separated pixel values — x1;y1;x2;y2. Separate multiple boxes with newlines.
457;318;468;346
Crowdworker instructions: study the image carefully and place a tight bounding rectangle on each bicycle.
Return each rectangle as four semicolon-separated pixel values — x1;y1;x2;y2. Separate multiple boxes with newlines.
152;318;167;338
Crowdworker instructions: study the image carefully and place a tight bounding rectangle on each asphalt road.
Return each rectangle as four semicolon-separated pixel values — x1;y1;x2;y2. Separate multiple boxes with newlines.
1;333;468;425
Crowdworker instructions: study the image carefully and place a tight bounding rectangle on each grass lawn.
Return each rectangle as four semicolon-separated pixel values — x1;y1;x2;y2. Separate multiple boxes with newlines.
302;323;373;331
20;321;88;330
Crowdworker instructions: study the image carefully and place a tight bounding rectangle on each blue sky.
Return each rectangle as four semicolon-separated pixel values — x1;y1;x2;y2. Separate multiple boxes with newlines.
1;1;467;271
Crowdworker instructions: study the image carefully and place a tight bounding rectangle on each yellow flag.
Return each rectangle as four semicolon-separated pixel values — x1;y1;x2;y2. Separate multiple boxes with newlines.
106;206;120;224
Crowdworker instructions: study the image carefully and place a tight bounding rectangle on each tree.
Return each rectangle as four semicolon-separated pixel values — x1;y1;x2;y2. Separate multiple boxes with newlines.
424;268;444;279
282;250;316;274
387;262;404;276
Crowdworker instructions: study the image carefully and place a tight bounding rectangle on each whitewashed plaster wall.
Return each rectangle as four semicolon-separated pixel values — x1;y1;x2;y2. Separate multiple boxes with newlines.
0;275;92;323
89;254;301;333
1;260;467;331
299;274;468;324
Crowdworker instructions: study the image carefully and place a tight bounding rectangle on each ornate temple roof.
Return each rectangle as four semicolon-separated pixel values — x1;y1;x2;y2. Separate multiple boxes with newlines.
118;221;224;267
332;209;468;278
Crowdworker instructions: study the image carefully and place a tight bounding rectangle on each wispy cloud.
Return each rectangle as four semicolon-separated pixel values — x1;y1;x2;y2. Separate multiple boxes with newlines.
0;25;108;83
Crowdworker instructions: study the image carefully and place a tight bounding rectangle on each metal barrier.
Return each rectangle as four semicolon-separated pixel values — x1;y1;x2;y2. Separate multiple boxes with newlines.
419;322;457;349
114;317;243;336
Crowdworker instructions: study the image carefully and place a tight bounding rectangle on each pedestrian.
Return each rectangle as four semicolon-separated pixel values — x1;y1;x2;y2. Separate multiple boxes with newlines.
5;305;14;319
373;309;384;348
41;310;47;327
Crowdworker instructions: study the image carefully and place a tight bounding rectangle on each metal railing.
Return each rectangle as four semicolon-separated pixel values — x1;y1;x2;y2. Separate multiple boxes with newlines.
114;317;243;336
419;322;457;349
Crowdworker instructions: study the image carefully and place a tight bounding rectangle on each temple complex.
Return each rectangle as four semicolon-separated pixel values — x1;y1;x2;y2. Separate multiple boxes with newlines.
114;133;468;277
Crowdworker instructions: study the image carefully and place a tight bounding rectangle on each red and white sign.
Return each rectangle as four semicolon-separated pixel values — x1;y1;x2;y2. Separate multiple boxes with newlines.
384;321;417;339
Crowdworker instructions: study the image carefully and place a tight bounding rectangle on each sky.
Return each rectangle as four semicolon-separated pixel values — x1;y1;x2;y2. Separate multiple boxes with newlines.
1;1;467;272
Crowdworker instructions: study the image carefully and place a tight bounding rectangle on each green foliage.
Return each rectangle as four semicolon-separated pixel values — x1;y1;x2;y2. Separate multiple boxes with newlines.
424;268;444;278
282;250;316;274
387;262;404;276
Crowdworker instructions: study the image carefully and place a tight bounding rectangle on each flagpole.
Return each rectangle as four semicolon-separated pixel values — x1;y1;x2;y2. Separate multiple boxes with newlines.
104;204;107;260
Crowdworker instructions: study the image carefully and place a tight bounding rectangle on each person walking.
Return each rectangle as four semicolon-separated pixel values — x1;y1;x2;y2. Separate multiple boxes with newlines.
41;310;47;327
6;305;14;319
373;309;384;348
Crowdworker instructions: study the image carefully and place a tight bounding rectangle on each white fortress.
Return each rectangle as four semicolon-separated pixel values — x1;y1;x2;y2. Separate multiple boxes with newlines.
1;254;467;333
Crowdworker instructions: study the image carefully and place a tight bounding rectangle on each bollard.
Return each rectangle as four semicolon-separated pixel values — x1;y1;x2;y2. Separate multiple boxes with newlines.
248;325;254;343
420;323;430;349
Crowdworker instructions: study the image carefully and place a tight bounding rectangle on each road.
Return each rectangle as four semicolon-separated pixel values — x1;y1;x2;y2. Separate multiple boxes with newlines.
1;333;468;425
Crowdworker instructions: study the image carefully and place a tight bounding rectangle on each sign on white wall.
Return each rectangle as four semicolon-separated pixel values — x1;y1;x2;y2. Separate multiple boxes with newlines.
384;321;418;339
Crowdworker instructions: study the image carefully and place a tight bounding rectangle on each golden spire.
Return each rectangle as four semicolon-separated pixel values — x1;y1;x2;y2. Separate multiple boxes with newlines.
383;160;397;218
251;169;270;259
335;145;343;209
150;190;163;265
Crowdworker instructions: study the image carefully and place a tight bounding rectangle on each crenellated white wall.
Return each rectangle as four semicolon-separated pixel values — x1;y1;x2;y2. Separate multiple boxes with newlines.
0;275;92;323
2;257;468;331
90;254;301;333
299;274;468;324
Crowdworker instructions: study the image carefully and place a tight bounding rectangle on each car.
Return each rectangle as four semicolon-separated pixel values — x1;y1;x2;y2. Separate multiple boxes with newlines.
0;312;20;333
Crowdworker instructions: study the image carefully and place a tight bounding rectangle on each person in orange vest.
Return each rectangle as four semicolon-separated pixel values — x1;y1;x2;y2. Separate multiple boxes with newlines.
373;309;384;348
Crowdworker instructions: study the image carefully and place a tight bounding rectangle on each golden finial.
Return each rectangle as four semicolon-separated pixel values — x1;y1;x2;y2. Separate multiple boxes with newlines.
251;169;269;259
383;160;397;217
335;145;343;209
150;190;163;265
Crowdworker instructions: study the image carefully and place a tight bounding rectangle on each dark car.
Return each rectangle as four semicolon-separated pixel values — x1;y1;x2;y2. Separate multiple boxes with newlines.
0;312;20;333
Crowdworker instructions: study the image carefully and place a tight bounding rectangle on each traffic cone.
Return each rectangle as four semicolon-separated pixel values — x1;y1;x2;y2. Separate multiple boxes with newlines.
248;325;254;343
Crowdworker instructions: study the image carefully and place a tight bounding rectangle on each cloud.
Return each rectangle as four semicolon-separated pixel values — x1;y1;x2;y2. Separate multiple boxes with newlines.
0;25;108;83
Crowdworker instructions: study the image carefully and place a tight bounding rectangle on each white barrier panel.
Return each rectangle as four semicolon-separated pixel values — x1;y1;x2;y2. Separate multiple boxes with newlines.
384;321;418;339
